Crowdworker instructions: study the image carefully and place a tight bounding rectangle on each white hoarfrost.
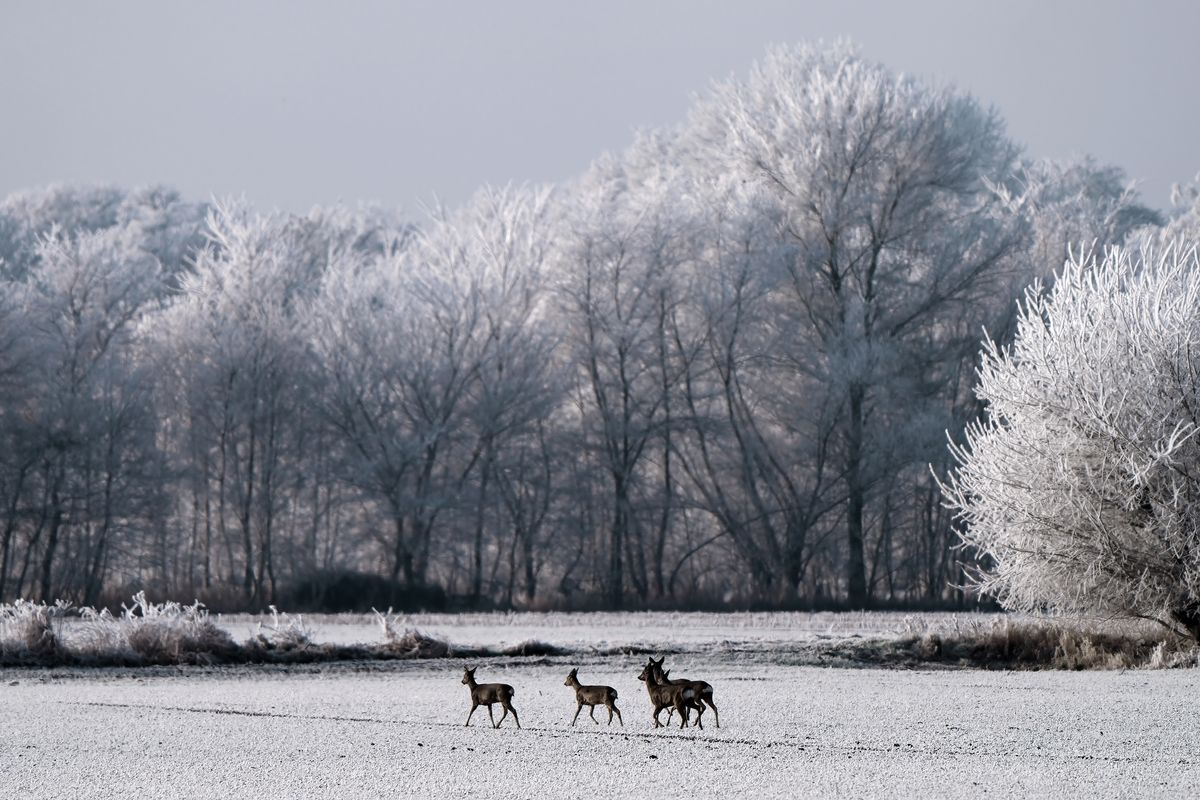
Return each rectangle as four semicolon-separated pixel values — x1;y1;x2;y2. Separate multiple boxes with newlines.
943;242;1200;637
3;657;1199;798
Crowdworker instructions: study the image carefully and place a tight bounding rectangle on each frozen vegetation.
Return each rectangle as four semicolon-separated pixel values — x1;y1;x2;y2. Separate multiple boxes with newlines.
4;598;1198;670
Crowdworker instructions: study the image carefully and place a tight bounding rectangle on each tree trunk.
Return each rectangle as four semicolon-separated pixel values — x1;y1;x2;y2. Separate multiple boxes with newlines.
391;514;414;586
522;520;537;602
38;496;63;603
471;445;493;604
845;384;869;609
0;463;30;599
240;415;258;601
608;472;626;609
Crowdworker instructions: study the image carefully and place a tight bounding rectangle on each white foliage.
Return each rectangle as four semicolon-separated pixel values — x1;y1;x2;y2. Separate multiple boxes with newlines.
309;185;558;582
943;242;1200;635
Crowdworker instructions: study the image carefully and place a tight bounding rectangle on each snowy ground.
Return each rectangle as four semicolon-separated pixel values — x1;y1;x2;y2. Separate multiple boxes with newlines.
3;651;1198;798
3;612;1195;796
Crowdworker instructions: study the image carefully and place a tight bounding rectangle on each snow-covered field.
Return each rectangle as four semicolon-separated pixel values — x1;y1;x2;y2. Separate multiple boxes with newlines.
4;612;1198;798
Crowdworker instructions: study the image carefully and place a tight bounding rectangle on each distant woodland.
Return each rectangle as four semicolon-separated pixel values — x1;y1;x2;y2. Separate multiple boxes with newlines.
2;43;1190;612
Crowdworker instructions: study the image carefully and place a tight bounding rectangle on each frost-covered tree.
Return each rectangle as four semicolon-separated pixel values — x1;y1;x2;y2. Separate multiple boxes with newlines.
682;42;1027;606
0;184;206;284
943;243;1200;638
0;227;166;602
149;203;332;602
1132;173;1200;247
1016;157;1161;267
554;136;707;606
312;185;555;590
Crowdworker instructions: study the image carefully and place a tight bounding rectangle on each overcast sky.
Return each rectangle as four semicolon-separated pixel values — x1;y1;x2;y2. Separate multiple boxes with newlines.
1;0;1196;214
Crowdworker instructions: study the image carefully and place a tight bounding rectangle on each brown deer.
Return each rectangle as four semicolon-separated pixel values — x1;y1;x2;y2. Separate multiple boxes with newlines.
637;658;698;729
564;668;623;726
651;656;718;727
461;667;521;729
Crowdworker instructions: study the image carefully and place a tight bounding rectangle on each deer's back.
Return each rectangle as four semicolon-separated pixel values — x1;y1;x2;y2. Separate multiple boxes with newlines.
577;684;617;704
665;674;712;694
473;682;515;702
649;682;693;706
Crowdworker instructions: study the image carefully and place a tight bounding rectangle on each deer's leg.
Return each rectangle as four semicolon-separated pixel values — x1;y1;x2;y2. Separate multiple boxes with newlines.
652;705;663;728
588;704;598;724
675;700;688;729
508;703;520;729
497;704;510;728
705;695;719;727
465;701;479;727
572;701;583;726
487;704;497;728
611;703;623;726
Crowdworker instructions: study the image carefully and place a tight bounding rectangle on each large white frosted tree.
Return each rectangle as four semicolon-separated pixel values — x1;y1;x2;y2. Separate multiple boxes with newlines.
943;243;1200;638
681;42;1026;606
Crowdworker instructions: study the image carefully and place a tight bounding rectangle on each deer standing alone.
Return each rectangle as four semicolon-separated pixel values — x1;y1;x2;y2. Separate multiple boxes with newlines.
637;659;697;729
462;667;521;729
564;668;623;726
650;657;719;727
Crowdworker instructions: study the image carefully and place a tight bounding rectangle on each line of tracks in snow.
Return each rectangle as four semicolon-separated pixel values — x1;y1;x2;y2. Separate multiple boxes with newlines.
66;700;1190;768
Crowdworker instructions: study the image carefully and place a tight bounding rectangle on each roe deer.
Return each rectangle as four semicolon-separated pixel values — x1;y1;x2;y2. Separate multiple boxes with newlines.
462;667;521;729
651;656;718;728
564;667;623;726
637;659;697;729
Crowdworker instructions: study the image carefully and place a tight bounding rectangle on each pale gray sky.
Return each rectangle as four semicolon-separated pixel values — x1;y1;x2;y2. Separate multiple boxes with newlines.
1;0;1195;213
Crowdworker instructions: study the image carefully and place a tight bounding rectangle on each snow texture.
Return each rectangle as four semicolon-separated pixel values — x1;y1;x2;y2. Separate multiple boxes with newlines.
3;610;1199;798
2;657;1197;798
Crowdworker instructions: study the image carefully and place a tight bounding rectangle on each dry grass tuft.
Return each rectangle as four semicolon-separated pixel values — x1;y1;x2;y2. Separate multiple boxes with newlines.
388;628;453;658
0;599;68;663
501;639;566;657
902;616;1198;670
252;606;314;653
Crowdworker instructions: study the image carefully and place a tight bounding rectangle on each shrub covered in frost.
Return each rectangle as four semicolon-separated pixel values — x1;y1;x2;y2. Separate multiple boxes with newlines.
253;605;314;652
118;592;237;664
0;599;69;663
943;243;1200;639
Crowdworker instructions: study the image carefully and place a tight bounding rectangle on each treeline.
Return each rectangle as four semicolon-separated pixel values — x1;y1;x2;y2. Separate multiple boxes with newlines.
0;43;1176;611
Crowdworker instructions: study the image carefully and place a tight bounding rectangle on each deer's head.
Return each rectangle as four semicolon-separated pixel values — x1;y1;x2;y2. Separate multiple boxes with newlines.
462;667;476;685
563;668;578;686
648;656;667;679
